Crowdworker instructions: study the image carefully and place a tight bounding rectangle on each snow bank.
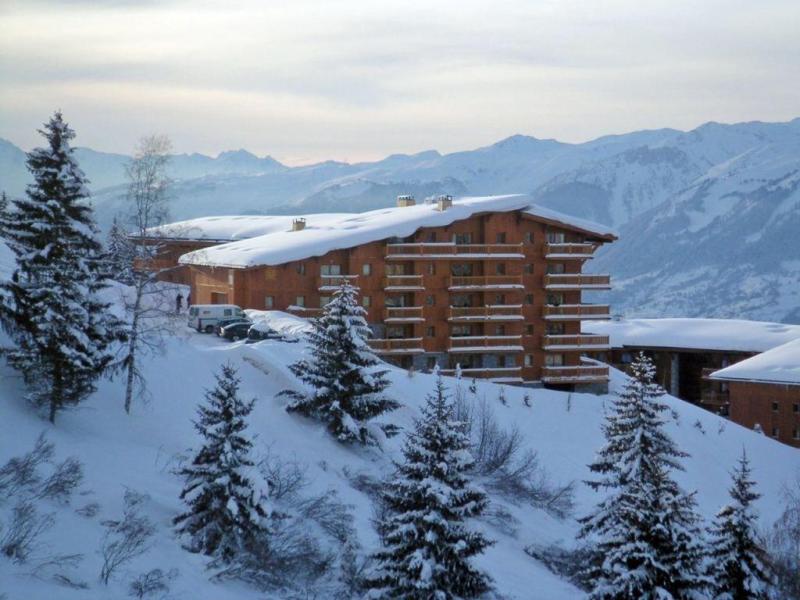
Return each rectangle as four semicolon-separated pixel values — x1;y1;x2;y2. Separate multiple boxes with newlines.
586;317;800;353
710;337;800;384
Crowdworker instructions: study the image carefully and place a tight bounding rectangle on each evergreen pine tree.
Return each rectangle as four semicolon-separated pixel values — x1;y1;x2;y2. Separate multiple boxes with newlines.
174;364;270;563
366;375;493;599
0;112;122;422
706;451;771;600
579;352;708;600
106;216;134;284
282;282;399;444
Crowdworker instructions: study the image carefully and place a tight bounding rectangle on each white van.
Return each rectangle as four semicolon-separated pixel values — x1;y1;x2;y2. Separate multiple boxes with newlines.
188;304;245;333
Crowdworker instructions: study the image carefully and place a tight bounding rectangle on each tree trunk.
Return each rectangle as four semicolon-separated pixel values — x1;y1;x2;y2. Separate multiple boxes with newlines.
124;282;143;414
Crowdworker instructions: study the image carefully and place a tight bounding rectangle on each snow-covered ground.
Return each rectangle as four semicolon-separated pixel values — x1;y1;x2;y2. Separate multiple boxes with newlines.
1;310;799;599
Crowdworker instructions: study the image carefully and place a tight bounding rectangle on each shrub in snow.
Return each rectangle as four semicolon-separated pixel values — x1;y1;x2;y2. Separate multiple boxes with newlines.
1;500;54;563
281;282;399;445
174;364;271;563
579;352;708;599
706;451;772;599
99;490;155;585
128;568;178;599
366;375;493;599
0;433;54;499
769;472;800;599
0;112;123;423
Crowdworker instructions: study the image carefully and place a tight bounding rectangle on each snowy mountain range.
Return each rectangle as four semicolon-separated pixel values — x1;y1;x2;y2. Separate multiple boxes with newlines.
2;117;799;322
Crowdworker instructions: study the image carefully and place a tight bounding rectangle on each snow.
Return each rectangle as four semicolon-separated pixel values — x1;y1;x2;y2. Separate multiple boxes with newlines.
523;204;617;238
709;337;800;385
585;317;800;353
178;195;614;269
145;214;350;242
2;305;800;598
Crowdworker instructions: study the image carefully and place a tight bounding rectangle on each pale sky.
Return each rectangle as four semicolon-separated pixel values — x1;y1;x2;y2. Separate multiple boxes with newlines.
1;0;798;165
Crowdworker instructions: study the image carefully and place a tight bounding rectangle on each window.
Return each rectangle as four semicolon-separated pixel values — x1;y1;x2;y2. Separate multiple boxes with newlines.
321;264;341;276
495;232;506;243
452;324;471;337
524;264;534;274
494;294;506;305
621;352;633;364
426;326;436;337
223;308;232;316
494;324;505;335
524;232;533;243
794;428;800;441
452;295;471;307
526;324;534;335
495;263;506;275
525;294;534;305
453;233;472;245
227;269;235;285
546;322;565;334
772;401;779;412
426;295;435;306
547;292;564;305
524;355;533;367
319;295;331;306
426;357;437;370
547;231;566;243
295;263;306;275
386;264;405;275
772;426;780;439
362;296;371;307
545;354;564;367
547;263;566;274
387;326;404;338
426;232;437;243
427;263;436;275
451;263;473;276
793;403;799;414
295;296;305;307
264;296;274;309
362;263;372;276
497;355;508;368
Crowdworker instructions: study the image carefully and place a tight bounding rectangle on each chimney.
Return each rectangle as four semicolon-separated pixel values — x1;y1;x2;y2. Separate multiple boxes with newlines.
436;194;453;211
292;218;306;231
397;194;416;207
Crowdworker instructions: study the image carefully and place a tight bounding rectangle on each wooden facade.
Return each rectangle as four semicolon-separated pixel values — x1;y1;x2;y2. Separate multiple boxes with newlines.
725;381;800;448
176;206;615;388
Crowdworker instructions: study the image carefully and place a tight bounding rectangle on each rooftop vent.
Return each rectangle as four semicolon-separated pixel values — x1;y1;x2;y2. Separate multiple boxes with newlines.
292;218;306;232
397;194;416;207
436;194;453;211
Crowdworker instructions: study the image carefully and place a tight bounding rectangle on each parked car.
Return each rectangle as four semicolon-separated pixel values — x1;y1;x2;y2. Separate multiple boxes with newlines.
220;321;252;341
214;317;252;336
187;304;244;333
246;323;282;342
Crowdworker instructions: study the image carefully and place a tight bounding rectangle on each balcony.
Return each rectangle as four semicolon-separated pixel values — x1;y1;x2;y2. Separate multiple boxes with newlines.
368;338;425;355
542;304;610;320
542;334;610;351
448;305;524;322
541;365;609;384
544;274;611;290
448;335;524;353
383;275;424;291
318;274;359;291
448;275;524;291
440;366;523;382
386;242;525;260
544;243;596;260
384;306;425;323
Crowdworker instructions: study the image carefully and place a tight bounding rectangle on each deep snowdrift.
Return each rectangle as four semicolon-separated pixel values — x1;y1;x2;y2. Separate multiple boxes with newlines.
1;312;798;599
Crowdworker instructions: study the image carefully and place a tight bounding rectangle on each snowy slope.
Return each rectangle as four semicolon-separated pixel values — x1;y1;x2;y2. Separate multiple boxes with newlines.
1;308;799;599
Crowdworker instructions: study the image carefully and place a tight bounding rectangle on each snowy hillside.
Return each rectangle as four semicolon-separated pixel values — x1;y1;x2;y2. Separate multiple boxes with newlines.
1;309;799;599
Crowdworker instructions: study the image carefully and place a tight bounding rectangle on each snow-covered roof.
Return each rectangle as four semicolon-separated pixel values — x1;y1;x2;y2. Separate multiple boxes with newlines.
585;318;800;353
709;338;800;385
178;195;616;269
143;214;346;242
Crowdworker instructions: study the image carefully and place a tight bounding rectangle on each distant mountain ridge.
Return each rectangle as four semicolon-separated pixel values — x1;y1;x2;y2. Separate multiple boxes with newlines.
2;118;799;322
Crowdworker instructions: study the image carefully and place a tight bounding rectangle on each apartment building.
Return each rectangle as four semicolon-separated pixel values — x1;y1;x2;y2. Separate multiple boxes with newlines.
162;195;617;388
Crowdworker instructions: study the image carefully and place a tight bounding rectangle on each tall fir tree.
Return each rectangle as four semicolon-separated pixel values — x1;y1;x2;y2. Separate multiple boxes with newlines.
174;364;271;563
579;353;708;600
706;451;771;600
282;281;399;444
366;374;493;599
0;112;122;422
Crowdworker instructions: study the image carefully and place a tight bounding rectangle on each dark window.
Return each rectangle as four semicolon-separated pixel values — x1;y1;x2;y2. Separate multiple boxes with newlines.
772;401;779;412
494;294;506;305
454;233;472;245
495;232;506;243
452;324;472;336
547;292;564;305
546;322;565;334
451;263;473;276
547;231;565;243
524;355;533;367
427;232;437;242
524;264;534;274
426;326;435;337
495;263;506;275
362;263;371;276
494;325;505;335
296;262;306;275
425;295;435;306
427;263;436;275
547;263;566;274
525;294;534;305
793;403;799;413
524;232;533;243
452;295;472;307
426;357;437;370
526;324;534;335
772;426;779;438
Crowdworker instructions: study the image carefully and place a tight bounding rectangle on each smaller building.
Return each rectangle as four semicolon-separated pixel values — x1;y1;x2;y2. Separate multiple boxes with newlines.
709;338;800;448
585;318;800;414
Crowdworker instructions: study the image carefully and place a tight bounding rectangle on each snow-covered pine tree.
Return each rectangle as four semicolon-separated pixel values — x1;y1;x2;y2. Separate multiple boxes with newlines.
0;112;123;423
282;281;399;444
366;374;493;599
106;216;134;285
579;352;707;600
706;451;771;600
174;364;270;563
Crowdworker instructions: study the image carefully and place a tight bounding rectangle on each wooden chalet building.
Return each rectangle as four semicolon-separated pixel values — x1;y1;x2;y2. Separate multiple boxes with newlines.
155;195;618;388
709;338;800;448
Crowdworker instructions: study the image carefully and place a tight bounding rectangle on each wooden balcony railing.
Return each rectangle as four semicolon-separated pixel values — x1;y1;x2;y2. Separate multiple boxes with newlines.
449;335;524;352
544;243;596;259
448;305;524;321
448;275;524;289
544;274;611;289
440;367;522;380
383;275;424;289
542;304;610;320
368;338;425;354
317;274;359;290
286;306;324;318
384;306;425;321
542;334;610;350
386;243;524;259
541;365;609;383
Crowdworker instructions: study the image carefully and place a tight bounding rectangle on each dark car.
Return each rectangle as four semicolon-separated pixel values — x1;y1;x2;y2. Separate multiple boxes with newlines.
214;317;252;336
220;321;252;341
246;324;281;342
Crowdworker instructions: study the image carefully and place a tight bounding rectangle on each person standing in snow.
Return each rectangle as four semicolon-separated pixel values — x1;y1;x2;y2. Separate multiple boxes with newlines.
176;292;183;313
